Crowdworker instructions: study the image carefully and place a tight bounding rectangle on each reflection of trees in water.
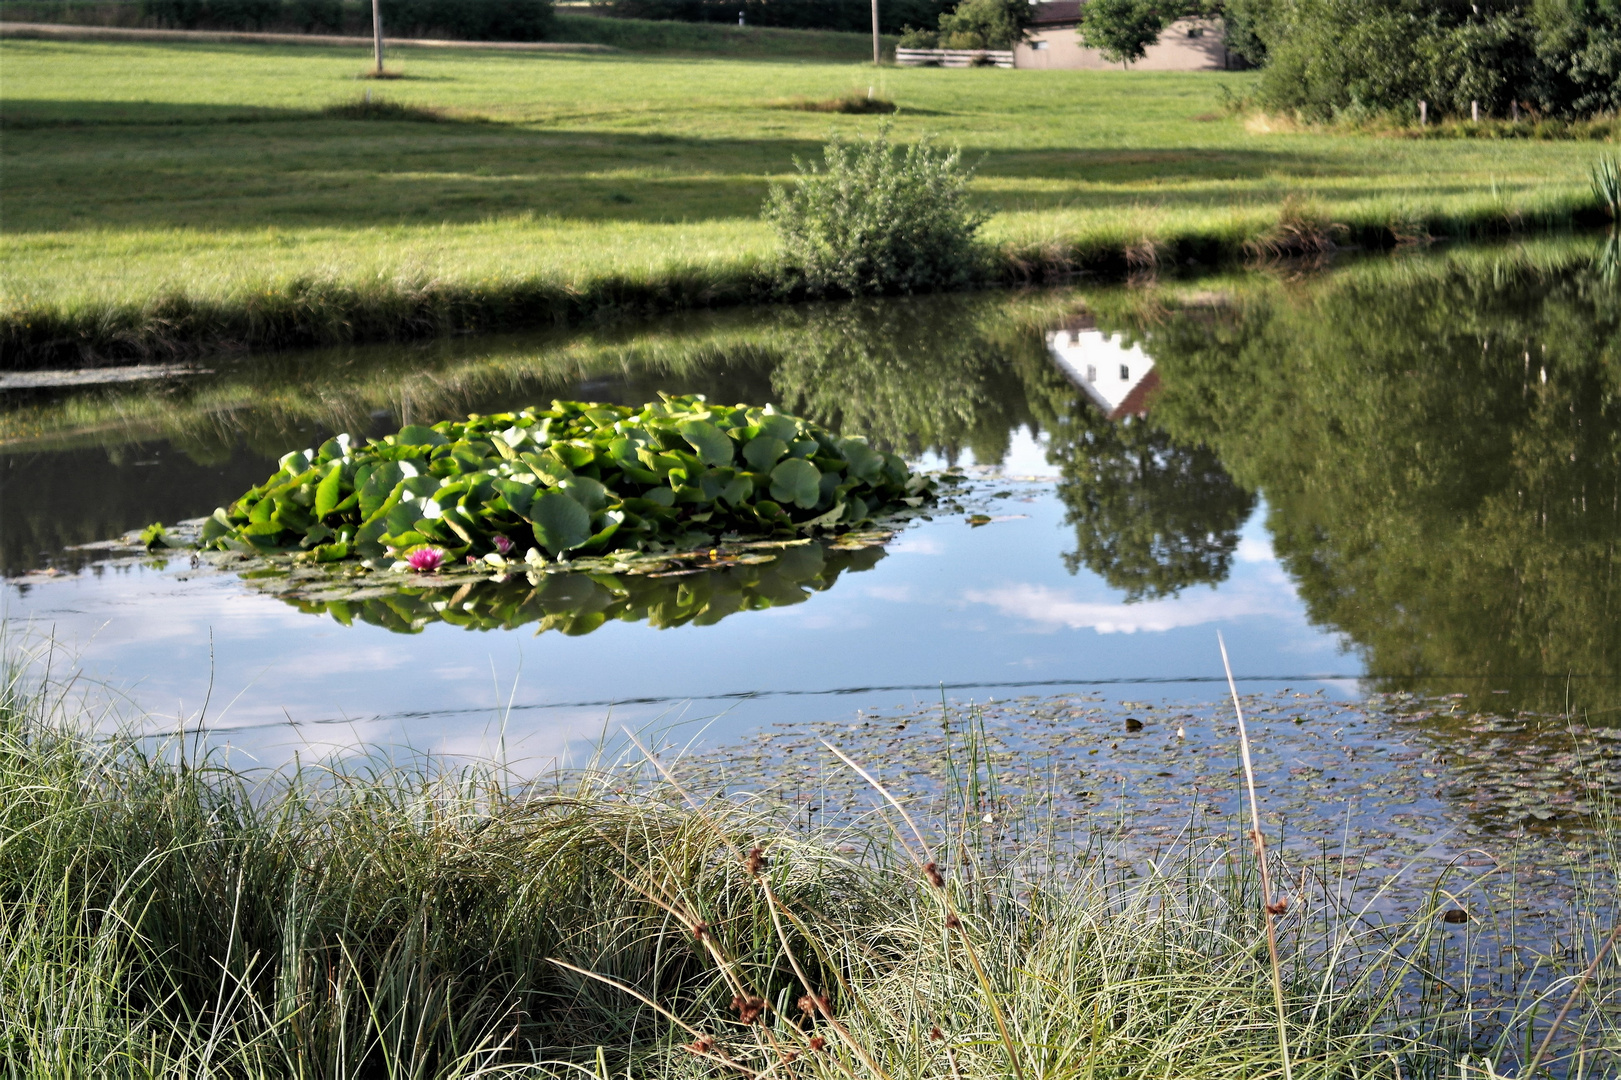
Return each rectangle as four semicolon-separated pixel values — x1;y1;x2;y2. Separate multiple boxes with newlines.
1138;256;1621;714
765;297;1256;600
764;295;1053;465
1045;411;1254;600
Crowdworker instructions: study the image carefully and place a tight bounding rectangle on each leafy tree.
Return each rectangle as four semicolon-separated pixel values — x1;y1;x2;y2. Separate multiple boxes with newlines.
1078;0;1171;67
936;0;1032;48
1248;0;1621;119
1133;247;1621;714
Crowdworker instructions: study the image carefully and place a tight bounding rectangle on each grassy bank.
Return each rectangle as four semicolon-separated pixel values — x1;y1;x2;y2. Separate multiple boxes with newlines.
2;646;1615;1078
0;37;1614;366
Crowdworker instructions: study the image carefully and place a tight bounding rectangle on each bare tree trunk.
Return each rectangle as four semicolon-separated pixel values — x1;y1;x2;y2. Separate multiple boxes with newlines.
371;0;384;73
870;0;880;65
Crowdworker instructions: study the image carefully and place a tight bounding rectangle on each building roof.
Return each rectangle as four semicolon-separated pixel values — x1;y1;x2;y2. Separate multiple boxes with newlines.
1029;1;1082;27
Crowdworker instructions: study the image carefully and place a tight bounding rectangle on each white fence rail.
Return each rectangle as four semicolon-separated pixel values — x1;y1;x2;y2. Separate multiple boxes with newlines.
895;47;1015;68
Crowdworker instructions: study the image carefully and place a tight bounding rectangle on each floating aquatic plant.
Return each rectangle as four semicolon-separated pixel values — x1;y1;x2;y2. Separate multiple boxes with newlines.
196;395;934;566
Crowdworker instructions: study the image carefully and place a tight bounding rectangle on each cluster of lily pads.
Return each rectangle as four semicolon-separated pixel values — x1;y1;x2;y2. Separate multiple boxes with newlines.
197;395;934;568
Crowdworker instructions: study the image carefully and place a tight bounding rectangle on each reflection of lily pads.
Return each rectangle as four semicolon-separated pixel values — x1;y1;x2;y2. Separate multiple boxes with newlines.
254;538;887;635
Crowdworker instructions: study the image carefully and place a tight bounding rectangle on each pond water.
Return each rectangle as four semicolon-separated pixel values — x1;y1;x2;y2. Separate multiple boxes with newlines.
1;238;1618;813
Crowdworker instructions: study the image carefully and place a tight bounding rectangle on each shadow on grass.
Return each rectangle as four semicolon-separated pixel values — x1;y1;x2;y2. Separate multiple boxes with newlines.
3;99;1342;230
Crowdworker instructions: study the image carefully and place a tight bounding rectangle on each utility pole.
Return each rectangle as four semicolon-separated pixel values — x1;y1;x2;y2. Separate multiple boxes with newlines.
371;0;384;74
871;0;880;64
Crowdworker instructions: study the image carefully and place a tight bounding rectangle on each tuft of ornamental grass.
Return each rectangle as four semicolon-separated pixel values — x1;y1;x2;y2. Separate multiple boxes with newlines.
321;96;448;122
772;94;899;115
1;639;1616;1078
1594;153;1621;219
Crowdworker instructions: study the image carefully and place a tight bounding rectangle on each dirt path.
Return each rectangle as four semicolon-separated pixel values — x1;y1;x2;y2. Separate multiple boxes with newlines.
0;21;616;53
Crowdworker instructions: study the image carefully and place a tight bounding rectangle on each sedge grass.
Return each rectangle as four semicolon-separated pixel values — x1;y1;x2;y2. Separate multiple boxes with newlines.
0;38;1616;364
0;636;1616;1078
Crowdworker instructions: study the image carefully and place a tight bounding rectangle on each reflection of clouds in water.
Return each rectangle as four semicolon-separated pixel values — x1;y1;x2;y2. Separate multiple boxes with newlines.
963;581;1298;635
862;584;914;603
1235;536;1276;563
888;535;944;556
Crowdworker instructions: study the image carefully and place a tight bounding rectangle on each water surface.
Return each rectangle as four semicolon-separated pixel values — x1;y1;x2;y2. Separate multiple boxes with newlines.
2;241;1617;765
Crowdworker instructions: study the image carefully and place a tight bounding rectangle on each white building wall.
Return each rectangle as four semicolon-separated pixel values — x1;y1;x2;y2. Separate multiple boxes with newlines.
1015;18;1228;71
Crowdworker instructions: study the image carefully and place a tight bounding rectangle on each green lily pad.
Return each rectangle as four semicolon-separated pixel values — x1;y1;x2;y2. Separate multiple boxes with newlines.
770;458;822;509
529;491;593;555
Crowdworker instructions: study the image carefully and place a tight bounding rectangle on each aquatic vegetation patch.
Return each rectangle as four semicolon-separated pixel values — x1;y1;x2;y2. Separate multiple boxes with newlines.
186;395;934;569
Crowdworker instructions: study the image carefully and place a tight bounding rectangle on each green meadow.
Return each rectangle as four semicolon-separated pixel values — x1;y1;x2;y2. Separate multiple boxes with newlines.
0;34;1612;362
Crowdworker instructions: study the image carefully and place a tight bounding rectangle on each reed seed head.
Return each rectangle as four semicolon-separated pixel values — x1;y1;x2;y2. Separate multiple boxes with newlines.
732;994;767;1024
930;1025;945;1041
686;1034;715;1054
809;1036;827;1052
944;913;962;930
1265;898;1289;916
745;846;768;876
798;993;829;1016
923;861;945;888
691;921;709;939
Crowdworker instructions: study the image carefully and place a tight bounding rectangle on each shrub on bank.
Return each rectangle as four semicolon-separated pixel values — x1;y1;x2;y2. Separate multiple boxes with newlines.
765;127;986;297
1234;0;1621;122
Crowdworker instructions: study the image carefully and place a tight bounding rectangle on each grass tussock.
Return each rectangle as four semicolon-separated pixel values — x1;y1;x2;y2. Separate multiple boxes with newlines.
321;96;448;122
1243;197;1348;262
355;68;412;81
0;643;1616;1078
772;94;899;115
1595;153;1621;219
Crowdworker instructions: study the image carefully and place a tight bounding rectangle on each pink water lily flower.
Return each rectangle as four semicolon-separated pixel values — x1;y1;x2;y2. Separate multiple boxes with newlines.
492;534;514;555
406;547;446;572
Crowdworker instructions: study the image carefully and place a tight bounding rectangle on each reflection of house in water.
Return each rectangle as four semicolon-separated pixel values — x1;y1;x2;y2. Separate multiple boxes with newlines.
1045;316;1160;420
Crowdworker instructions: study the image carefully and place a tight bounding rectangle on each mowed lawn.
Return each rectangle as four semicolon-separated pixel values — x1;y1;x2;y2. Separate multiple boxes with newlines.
0;36;1607;312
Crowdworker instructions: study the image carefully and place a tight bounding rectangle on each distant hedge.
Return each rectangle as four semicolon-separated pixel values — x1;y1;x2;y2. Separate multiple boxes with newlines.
30;0;561;38
602;0;951;35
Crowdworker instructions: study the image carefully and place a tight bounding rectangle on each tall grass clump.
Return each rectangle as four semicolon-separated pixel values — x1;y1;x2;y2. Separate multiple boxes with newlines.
1595;153;1621;219
0;644;1615;1077
764;125;986;298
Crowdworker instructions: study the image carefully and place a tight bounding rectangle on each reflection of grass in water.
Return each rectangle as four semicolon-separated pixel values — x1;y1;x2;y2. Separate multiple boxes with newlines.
4;641;1615;1077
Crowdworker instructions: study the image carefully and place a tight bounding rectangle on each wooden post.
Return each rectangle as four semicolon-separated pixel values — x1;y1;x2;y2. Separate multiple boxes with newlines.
1419;100;1427;126
371;0;384;74
871;0;880;65
1471;99;1479;122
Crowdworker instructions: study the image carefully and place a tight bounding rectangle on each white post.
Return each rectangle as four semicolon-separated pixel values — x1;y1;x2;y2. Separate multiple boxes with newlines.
1471;99;1479;122
1419;100;1427;126
871;0;880;64
371;0;384;73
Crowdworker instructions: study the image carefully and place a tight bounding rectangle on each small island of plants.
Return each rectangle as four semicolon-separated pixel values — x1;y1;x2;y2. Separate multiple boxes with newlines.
182;395;934;571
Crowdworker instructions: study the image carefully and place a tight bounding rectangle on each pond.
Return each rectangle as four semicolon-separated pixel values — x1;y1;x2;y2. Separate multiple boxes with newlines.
2;241;1619;902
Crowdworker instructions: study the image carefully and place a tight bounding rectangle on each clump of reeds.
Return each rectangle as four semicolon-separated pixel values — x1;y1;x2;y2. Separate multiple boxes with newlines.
773;94;898;115
1593;153;1621;219
322;97;446;122
1245;196;1348;262
0;642;1614;1078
